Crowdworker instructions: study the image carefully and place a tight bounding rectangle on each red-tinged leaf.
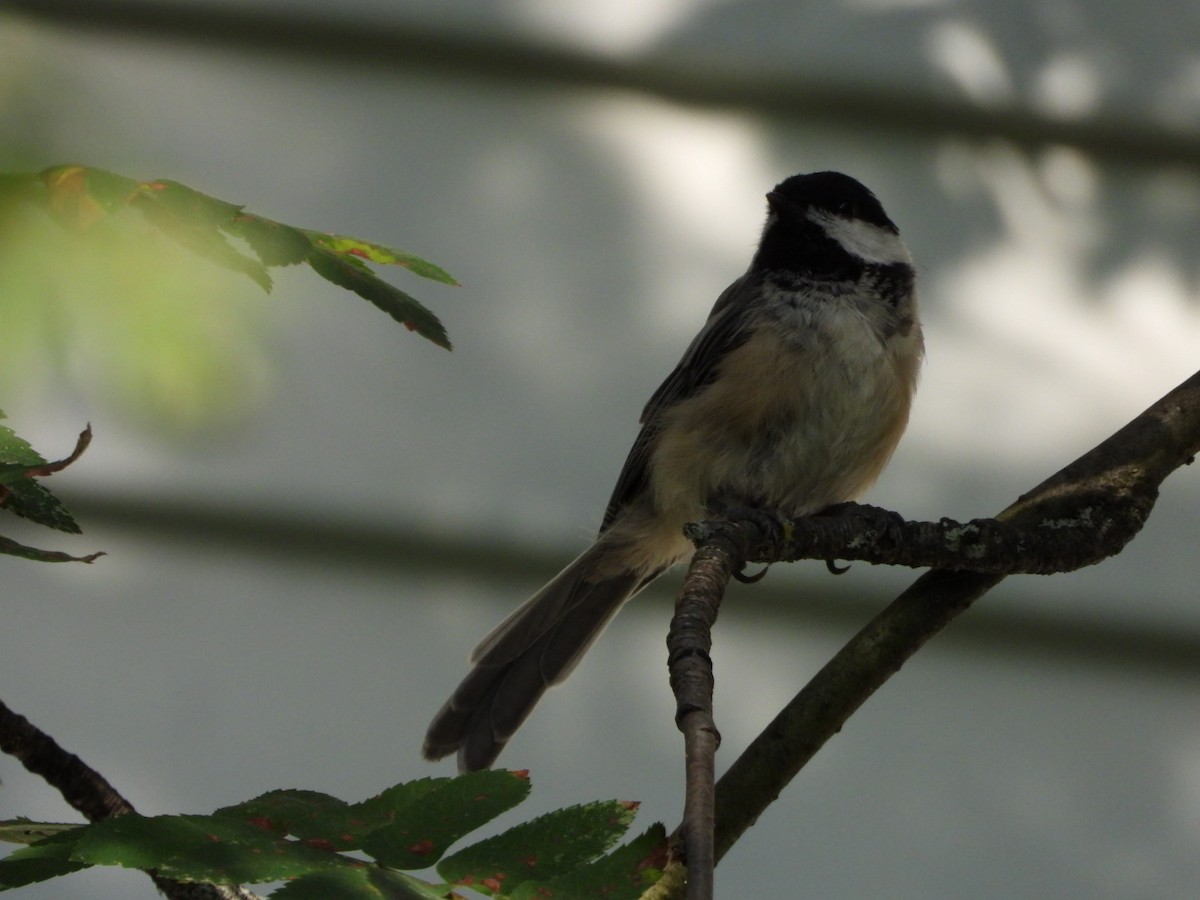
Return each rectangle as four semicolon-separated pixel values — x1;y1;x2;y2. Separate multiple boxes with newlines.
307;232;459;285
71;814;352;884
437;799;639;896
511;824;668;900
39;165;139;229
137;179;244;227
360;771;530;869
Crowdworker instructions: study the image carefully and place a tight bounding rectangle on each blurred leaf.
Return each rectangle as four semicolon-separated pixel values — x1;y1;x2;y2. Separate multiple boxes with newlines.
0;162;453;436
138;179;244;227
132;182;272;291
40;165;138;229
437;799;640;896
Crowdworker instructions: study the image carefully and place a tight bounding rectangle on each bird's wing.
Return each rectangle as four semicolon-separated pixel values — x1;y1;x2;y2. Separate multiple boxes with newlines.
600;272;761;532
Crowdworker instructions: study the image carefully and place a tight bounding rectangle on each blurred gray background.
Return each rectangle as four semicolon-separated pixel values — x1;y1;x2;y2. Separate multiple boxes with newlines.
2;1;1200;897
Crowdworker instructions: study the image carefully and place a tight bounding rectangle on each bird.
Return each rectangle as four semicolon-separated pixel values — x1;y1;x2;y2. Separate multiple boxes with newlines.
424;171;923;772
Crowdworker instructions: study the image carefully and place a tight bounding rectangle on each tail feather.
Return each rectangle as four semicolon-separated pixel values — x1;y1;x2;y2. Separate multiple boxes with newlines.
423;542;648;772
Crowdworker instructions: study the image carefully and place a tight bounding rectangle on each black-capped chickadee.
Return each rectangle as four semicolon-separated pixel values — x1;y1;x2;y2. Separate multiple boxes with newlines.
424;171;923;772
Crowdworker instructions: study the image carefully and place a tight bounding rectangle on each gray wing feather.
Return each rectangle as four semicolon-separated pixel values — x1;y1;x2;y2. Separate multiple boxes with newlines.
600;272;761;531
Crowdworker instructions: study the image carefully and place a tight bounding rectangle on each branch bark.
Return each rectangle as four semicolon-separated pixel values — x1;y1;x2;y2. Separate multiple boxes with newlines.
661;367;1200;883
667;538;737;900
0;698;260;900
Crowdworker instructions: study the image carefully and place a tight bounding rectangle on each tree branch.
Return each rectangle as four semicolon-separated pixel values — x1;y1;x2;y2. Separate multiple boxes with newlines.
666;366;1200;872
667;537;736;900
0;698;260;900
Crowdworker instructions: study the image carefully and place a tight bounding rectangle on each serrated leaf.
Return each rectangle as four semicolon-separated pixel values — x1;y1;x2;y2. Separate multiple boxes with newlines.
513;824;667;900
437;799;640;896
225;215;313;267
214;789;351;840
214;779;455;854
132;187;272;292
270;867;448;900
361;771;530;870
0;820;83;846
1;479;81;533
308;233;459;285
72;814;351;884
0;413;46;468
0;830;90;889
307;246;450;350
0;424;92;533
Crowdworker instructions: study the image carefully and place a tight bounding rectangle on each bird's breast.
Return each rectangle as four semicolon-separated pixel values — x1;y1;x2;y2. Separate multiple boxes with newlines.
648;293;920;524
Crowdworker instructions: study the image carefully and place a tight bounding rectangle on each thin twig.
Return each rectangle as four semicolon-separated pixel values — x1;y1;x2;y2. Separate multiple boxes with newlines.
0;698;260;900
667;534;740;898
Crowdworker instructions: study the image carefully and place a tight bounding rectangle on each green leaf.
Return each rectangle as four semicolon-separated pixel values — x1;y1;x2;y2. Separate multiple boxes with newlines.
308;233;459;285
0;831;90;889
361;770;530;870
0;413;46;468
225;215;313;267
71;814;351;884
0;479;81;533
0;419;89;533
40;165;139;228
137;179;244;227
7;164;456;353
132;186;273;292
270;867;448;900
0;820;82;847
514;824;667;900
0;173;42;208
214;789;353;841
307;246;451;350
437;799;640;896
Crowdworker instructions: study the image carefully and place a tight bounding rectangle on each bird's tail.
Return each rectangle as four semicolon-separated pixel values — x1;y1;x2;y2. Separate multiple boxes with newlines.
423;539;654;772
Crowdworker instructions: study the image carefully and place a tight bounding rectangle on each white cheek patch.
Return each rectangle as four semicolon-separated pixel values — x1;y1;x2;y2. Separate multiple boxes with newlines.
808;210;911;265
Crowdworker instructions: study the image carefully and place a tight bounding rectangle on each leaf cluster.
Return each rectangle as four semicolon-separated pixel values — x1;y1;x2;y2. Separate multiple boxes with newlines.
0;413;99;563
0;773;666;900
1;165;457;350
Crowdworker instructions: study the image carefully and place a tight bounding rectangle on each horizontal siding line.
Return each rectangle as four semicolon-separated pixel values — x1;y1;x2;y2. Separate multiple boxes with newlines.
8;0;1200;169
